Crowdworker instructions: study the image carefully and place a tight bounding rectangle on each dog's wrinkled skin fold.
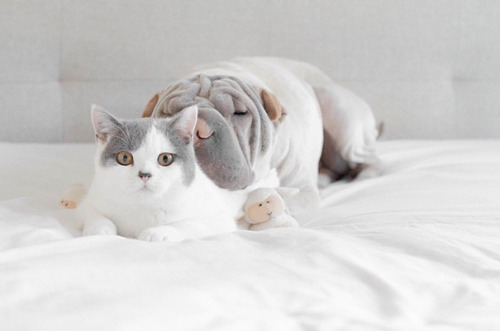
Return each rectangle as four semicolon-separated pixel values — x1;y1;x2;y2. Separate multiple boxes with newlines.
143;57;379;215
144;74;273;190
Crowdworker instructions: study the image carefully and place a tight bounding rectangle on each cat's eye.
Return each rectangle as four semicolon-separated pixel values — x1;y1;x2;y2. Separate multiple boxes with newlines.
158;153;174;166
116;151;134;166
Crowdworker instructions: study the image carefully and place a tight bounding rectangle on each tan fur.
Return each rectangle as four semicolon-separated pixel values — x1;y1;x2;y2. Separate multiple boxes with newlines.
142;93;159;118
261;89;285;122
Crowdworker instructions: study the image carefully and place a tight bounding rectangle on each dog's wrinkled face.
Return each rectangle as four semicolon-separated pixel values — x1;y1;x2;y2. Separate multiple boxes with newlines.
142;74;284;190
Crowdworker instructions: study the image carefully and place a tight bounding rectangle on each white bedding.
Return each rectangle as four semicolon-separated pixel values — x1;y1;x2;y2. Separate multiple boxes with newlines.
1;140;499;330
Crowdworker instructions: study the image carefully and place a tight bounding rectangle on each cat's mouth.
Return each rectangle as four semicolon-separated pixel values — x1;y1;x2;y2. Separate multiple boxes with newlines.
137;184;154;193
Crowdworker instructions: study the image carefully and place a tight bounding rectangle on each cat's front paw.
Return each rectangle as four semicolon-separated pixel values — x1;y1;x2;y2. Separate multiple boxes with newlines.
138;226;186;242
83;221;117;236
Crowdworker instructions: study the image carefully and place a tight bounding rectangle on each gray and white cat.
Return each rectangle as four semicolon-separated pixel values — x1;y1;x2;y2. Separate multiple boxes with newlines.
77;105;249;242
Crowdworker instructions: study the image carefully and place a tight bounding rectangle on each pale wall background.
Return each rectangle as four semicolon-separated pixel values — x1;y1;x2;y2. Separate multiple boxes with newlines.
1;0;499;142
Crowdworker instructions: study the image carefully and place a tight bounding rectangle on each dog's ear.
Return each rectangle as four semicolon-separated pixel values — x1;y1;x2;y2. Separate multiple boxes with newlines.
195;117;213;142
142;93;159;118
261;89;286;122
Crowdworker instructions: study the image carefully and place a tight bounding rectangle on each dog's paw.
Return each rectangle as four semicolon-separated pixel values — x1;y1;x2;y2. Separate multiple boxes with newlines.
317;173;332;189
138;226;186;242
82;221;117;236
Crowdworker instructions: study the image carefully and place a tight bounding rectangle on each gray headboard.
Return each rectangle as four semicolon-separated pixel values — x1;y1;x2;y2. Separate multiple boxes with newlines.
1;0;499;142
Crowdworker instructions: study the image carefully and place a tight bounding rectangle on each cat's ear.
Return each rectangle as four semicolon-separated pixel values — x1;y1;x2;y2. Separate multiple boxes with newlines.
173;105;198;142
91;105;121;143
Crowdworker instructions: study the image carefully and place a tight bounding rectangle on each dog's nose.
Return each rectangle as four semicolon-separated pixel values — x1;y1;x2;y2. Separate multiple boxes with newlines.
138;171;152;182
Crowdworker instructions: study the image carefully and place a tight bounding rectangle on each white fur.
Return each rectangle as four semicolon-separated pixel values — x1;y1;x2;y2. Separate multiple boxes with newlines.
80;57;379;240
187;57;379;215
78;126;247;242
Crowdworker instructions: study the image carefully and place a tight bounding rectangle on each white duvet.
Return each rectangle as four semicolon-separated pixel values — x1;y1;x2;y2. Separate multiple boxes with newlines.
1;140;499;331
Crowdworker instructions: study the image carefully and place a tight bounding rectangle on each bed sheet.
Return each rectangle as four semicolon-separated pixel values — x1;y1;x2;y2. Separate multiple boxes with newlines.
0;140;499;331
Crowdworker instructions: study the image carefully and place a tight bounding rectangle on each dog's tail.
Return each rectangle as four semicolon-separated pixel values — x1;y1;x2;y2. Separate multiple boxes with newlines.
377;122;385;139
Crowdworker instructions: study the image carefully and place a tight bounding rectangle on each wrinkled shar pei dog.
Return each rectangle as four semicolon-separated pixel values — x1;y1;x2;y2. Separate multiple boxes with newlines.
142;57;380;215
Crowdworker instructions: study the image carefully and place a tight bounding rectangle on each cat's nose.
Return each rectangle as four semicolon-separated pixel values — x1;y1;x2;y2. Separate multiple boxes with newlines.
138;171;152;183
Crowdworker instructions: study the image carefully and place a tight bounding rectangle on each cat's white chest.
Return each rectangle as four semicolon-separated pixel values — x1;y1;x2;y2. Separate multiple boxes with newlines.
111;199;171;238
86;190;168;238
83;170;245;239
79;118;247;241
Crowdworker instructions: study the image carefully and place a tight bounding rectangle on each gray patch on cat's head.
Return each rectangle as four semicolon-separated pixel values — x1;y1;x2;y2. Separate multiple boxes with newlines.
95;106;197;186
99;118;152;167
154;117;196;186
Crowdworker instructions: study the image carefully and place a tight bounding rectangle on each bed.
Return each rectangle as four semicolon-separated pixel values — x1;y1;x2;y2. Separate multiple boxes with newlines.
1;140;499;330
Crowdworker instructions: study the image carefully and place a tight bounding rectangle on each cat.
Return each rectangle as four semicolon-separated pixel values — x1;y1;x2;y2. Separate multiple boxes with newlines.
77;104;250;242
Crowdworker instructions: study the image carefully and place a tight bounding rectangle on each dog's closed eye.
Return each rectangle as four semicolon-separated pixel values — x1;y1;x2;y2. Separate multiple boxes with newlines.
234;111;248;116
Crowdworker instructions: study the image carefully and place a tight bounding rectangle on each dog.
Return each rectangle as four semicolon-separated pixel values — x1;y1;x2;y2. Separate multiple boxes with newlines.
142;57;379;215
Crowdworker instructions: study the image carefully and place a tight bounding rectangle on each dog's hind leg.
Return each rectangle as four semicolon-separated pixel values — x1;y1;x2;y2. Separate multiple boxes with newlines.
314;82;380;182
273;59;381;181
